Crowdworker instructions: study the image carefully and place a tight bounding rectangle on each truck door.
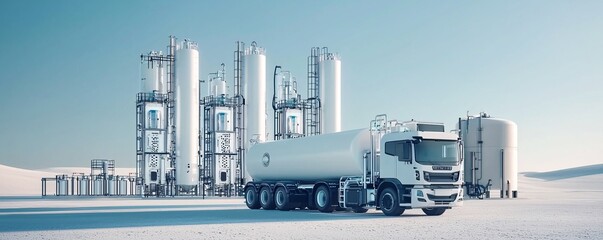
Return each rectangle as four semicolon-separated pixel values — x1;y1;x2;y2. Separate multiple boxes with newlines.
384;140;414;183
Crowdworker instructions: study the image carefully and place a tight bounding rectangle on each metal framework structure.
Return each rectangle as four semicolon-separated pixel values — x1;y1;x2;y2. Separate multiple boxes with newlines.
42;160;134;197
201;95;239;196
305;47;322;136
272;67;306;140
233;41;246;189
135;36;177;197
198;42;246;196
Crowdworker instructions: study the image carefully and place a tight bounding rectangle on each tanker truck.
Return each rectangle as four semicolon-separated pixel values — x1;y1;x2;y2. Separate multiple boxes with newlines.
244;114;464;216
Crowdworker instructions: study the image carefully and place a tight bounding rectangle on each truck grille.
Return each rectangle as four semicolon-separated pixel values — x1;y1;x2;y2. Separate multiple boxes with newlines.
427;193;458;204
424;171;460;182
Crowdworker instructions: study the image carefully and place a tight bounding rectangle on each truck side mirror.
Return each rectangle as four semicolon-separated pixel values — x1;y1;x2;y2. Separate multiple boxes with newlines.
459;142;464;163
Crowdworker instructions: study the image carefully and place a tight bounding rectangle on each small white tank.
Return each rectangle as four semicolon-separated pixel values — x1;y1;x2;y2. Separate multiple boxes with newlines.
118;178;128;195
141;51;164;93
214;79;227;96
107;179;116;195
79;177;89;196
459;113;518;198
93;179;103;195
56;176;68;196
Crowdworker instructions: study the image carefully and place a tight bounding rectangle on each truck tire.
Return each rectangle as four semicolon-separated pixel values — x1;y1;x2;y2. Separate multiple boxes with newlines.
245;187;261;209
380;188;404;216
315;185;334;213
422;208;446;216
275;187;292;211
260;187;275;210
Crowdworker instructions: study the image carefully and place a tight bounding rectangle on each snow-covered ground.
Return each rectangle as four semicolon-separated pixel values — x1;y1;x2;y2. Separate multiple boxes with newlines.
0;164;601;239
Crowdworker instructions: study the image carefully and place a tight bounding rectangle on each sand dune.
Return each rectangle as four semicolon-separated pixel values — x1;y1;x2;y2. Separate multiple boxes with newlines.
523;164;603;180
0;164;55;196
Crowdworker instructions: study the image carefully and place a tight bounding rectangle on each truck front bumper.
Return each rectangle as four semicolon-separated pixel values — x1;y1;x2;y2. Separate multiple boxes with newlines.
408;187;463;208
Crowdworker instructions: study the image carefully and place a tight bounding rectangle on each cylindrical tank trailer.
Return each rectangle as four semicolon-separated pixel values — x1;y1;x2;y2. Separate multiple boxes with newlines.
247;129;370;182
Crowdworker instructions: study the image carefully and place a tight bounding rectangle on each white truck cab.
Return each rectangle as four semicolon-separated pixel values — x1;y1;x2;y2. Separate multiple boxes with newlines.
376;122;463;215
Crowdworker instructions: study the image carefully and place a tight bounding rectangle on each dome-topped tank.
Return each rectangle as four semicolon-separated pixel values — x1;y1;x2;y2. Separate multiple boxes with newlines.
458;113;518;198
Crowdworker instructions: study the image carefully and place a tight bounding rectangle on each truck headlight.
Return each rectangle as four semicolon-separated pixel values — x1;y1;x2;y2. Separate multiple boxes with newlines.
423;172;430;181
417;190;424;197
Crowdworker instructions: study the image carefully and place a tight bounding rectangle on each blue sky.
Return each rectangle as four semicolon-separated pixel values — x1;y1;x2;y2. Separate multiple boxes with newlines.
0;1;601;171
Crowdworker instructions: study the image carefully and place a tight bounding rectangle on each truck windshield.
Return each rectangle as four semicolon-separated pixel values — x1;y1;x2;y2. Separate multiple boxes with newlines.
414;140;459;165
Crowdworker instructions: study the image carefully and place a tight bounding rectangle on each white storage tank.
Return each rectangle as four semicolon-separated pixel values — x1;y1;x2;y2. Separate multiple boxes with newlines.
93;178;103;195
458;113;518;198
141;51;165;93
211;78;228;96
118;177;128;195
319;52;341;134
108;178;116;195
247;129;370;182
243;41;267;145
175;39;200;191
79;176;89;196
56;175;68;196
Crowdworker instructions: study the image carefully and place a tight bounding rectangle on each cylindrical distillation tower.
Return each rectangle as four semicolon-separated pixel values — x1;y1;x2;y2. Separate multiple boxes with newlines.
242;42;267;148
319;52;341;134
175;40;200;192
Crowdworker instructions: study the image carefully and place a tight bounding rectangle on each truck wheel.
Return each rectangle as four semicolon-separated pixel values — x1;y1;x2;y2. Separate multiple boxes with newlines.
315;185;334;213
245;187;261;209
422;208;446;216
275;187;292;211
380;188;404;216
260;187;275;210
353;207;369;213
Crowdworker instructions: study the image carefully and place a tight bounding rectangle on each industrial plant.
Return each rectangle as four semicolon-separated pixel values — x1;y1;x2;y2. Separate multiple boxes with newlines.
134;37;346;197
41;36;518;204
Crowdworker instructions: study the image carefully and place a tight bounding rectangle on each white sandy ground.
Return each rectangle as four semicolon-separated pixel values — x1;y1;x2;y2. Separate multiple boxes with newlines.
0;164;601;240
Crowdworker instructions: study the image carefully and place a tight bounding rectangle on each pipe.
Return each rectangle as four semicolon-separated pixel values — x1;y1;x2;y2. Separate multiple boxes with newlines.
477;115;483;183
363;151;370;189
501;149;505;198
272;65;281;111
272;66;281;140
